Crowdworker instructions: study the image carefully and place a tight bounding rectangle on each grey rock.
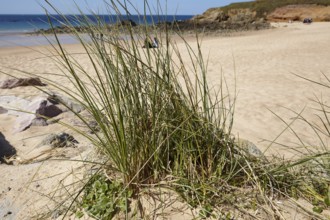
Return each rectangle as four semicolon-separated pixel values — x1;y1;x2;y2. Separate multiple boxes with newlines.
14;97;63;132
236;139;264;158
31;118;48;127
51;210;62;219
0;106;7;114
47;93;85;113
0;96;30;116
38;132;78;148
0;77;45;89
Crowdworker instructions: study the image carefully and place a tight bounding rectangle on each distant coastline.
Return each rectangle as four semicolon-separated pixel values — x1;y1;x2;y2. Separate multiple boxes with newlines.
0;14;194;48
0;14;194;34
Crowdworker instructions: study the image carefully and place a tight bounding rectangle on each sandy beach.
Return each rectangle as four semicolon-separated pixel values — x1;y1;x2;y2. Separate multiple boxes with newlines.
1;22;330;219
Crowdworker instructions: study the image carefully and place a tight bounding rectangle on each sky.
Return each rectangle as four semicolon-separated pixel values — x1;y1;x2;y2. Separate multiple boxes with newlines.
0;0;253;15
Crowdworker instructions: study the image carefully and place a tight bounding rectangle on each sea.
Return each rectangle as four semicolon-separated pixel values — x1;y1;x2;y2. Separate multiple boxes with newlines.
0;14;193;48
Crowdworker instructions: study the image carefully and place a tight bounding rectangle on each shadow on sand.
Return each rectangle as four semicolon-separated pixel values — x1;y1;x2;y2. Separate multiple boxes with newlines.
0;132;16;164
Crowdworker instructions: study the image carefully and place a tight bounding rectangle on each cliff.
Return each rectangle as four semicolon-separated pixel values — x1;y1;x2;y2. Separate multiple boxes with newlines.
192;0;330;23
267;4;330;21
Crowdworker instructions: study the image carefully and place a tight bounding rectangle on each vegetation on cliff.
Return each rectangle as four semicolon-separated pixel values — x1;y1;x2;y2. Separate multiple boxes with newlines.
198;0;330;21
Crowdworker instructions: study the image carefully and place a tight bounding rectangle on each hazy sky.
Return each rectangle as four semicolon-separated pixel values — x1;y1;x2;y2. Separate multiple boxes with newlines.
0;0;252;15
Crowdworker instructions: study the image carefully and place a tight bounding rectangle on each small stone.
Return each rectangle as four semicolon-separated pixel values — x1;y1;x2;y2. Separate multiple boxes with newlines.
236;139;264;159
4;211;12;217
47;93;85;113
38;132;78;148
0;106;7;114
51;210;61;219
31;118;48;127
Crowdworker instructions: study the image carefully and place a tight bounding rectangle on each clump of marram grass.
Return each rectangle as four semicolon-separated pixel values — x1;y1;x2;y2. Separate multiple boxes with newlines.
14;0;330;219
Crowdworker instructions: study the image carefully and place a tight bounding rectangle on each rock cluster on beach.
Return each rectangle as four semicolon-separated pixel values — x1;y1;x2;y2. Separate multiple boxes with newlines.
0;77;89;164
0;94;85;133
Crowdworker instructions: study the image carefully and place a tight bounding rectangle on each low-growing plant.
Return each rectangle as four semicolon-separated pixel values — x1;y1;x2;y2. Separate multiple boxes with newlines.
77;174;132;219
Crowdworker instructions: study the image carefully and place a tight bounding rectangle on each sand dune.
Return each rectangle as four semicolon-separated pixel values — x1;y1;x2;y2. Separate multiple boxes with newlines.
1;22;330;218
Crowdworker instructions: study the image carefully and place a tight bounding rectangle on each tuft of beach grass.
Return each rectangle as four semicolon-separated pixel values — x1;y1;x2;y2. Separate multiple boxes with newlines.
3;0;330;219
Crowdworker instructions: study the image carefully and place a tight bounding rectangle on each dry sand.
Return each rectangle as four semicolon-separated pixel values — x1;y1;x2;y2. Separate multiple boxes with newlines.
1;22;330;219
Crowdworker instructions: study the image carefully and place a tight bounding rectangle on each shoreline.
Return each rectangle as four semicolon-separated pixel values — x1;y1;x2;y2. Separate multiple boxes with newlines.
0;20;320;49
0;26;272;49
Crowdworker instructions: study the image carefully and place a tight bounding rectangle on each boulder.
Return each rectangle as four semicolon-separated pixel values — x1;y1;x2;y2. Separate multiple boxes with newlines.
14;97;63;132
0;77;45;89
0;96;30;116
37;132;78;148
0;132;16;164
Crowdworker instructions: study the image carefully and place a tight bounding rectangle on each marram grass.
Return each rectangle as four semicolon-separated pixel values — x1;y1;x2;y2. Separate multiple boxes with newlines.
8;0;330;219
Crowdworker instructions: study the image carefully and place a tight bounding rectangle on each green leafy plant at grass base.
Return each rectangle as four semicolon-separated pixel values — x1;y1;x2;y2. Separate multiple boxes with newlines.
77;174;132;219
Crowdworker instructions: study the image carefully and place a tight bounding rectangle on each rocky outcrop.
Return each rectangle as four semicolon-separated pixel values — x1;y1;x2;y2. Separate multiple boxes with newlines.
14;97;63;132
34;25;89;35
0;77;45;89
192;8;230;23
190;7;269;32
192;3;330;29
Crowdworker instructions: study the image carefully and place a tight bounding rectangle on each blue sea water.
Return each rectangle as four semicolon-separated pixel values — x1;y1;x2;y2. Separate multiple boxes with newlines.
0;14;193;47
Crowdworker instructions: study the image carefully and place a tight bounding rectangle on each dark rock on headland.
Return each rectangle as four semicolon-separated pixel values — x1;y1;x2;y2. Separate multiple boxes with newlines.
0;77;45;89
35;25;89;35
120;19;137;27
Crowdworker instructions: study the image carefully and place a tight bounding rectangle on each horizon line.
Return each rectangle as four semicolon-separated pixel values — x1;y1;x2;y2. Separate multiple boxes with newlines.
0;13;196;16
